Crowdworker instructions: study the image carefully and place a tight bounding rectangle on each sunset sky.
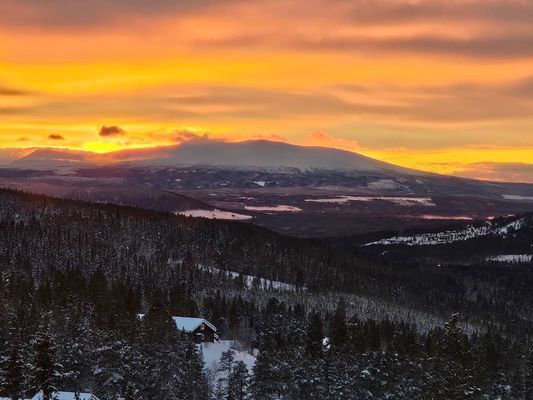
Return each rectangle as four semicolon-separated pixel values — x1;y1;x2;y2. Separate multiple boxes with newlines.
1;0;532;181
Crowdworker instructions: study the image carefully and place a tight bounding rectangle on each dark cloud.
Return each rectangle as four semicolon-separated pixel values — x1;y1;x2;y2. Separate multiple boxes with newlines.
99;125;126;137
17;137;30;141
48;134;64;140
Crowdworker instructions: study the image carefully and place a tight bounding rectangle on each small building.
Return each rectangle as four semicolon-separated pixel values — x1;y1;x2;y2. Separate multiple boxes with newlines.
172;316;218;343
31;392;100;400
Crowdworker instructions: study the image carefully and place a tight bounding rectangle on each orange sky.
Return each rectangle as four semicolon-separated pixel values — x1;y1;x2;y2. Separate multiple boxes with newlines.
1;0;532;181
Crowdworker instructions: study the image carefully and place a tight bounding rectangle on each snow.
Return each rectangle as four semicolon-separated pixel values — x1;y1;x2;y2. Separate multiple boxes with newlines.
244;205;302;212
204;266;301;291
173;317;217;333
486;254;532;264
418;214;474;221
201;340;256;374
366;179;401;190
366;217;526;246
176;209;253;220
305;196;435;207
31;392;99;400
253;181;266;187
503;194;533;201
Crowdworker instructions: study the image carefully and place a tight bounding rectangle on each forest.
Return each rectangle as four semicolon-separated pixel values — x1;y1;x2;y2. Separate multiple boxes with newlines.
0;188;532;399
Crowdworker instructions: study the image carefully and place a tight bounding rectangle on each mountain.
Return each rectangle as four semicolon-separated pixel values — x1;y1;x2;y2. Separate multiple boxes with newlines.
8;140;411;173
109;140;413;173
9;148;108;169
2;140;533;237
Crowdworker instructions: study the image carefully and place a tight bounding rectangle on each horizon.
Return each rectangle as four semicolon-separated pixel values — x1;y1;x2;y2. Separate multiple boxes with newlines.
2;138;533;184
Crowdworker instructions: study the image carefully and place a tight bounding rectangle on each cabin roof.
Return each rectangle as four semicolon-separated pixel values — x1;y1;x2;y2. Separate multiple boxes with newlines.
172;316;217;333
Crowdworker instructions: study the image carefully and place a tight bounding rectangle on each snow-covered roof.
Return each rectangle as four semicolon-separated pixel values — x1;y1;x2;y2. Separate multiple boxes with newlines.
172;316;217;333
31;391;99;400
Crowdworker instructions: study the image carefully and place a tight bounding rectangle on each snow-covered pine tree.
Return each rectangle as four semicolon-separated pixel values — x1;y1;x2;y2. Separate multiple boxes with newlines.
330;299;348;348
216;349;235;397
306;312;324;357
30;313;62;400
228;361;249;400
0;315;25;400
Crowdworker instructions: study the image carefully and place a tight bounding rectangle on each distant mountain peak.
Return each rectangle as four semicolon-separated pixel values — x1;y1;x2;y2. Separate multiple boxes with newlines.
6;140;412;173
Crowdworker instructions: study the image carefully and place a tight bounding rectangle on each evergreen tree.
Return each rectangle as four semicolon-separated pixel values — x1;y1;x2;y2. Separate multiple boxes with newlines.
30;314;62;400
215;350;235;399
331;299;348;348
525;350;533;400
306;312;324;357
0;316;25;400
228;361;249;400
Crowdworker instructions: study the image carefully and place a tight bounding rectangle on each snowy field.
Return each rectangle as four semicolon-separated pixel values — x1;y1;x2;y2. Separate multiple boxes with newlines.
366;217;526;246
503;194;533;201
244;205;302;212
305;196;435;207
177;209;253;220
419;214;474;220
486;254;532;264
202;340;257;374
204;266;301;291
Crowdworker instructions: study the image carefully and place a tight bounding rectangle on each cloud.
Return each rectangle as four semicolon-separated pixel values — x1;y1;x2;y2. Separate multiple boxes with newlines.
48;134;64;140
294;34;533;59
169;129;209;143
99;125;126;137
3;0;533;60
453;162;533;184
0;86;28;96
302;131;360;152
0;0;229;27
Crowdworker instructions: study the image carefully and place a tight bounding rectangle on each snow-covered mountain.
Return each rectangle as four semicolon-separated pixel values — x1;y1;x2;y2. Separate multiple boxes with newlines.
7;140;410;173
2;140;533;237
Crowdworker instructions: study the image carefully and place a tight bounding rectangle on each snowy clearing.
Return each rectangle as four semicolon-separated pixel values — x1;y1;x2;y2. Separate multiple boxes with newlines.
204;266;301;291
503;194;533;201
366;217;526;246
202;340;256;374
176;209;253;220
486;254;532;264
244;205;302;212
305;196;435;207
418;214;474;220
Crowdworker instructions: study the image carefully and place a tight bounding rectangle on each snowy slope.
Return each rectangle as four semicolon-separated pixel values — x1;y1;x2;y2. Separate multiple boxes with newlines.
366;216;528;246
201;340;257;374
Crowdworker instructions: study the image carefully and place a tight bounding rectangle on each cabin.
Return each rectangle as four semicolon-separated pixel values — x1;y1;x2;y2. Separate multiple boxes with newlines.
172;316;218;343
31;391;100;400
136;314;218;343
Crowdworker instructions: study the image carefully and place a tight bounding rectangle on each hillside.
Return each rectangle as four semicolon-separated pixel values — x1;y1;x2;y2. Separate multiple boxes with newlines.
2;141;533;237
1;188;532;399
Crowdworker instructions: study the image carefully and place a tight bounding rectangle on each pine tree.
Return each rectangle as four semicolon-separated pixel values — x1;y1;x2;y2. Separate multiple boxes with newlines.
215;350;235;399
0;317;25;400
30;314;62;400
525;349;533;400
228;361;249;400
306;312;324;357
331;299;348;348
